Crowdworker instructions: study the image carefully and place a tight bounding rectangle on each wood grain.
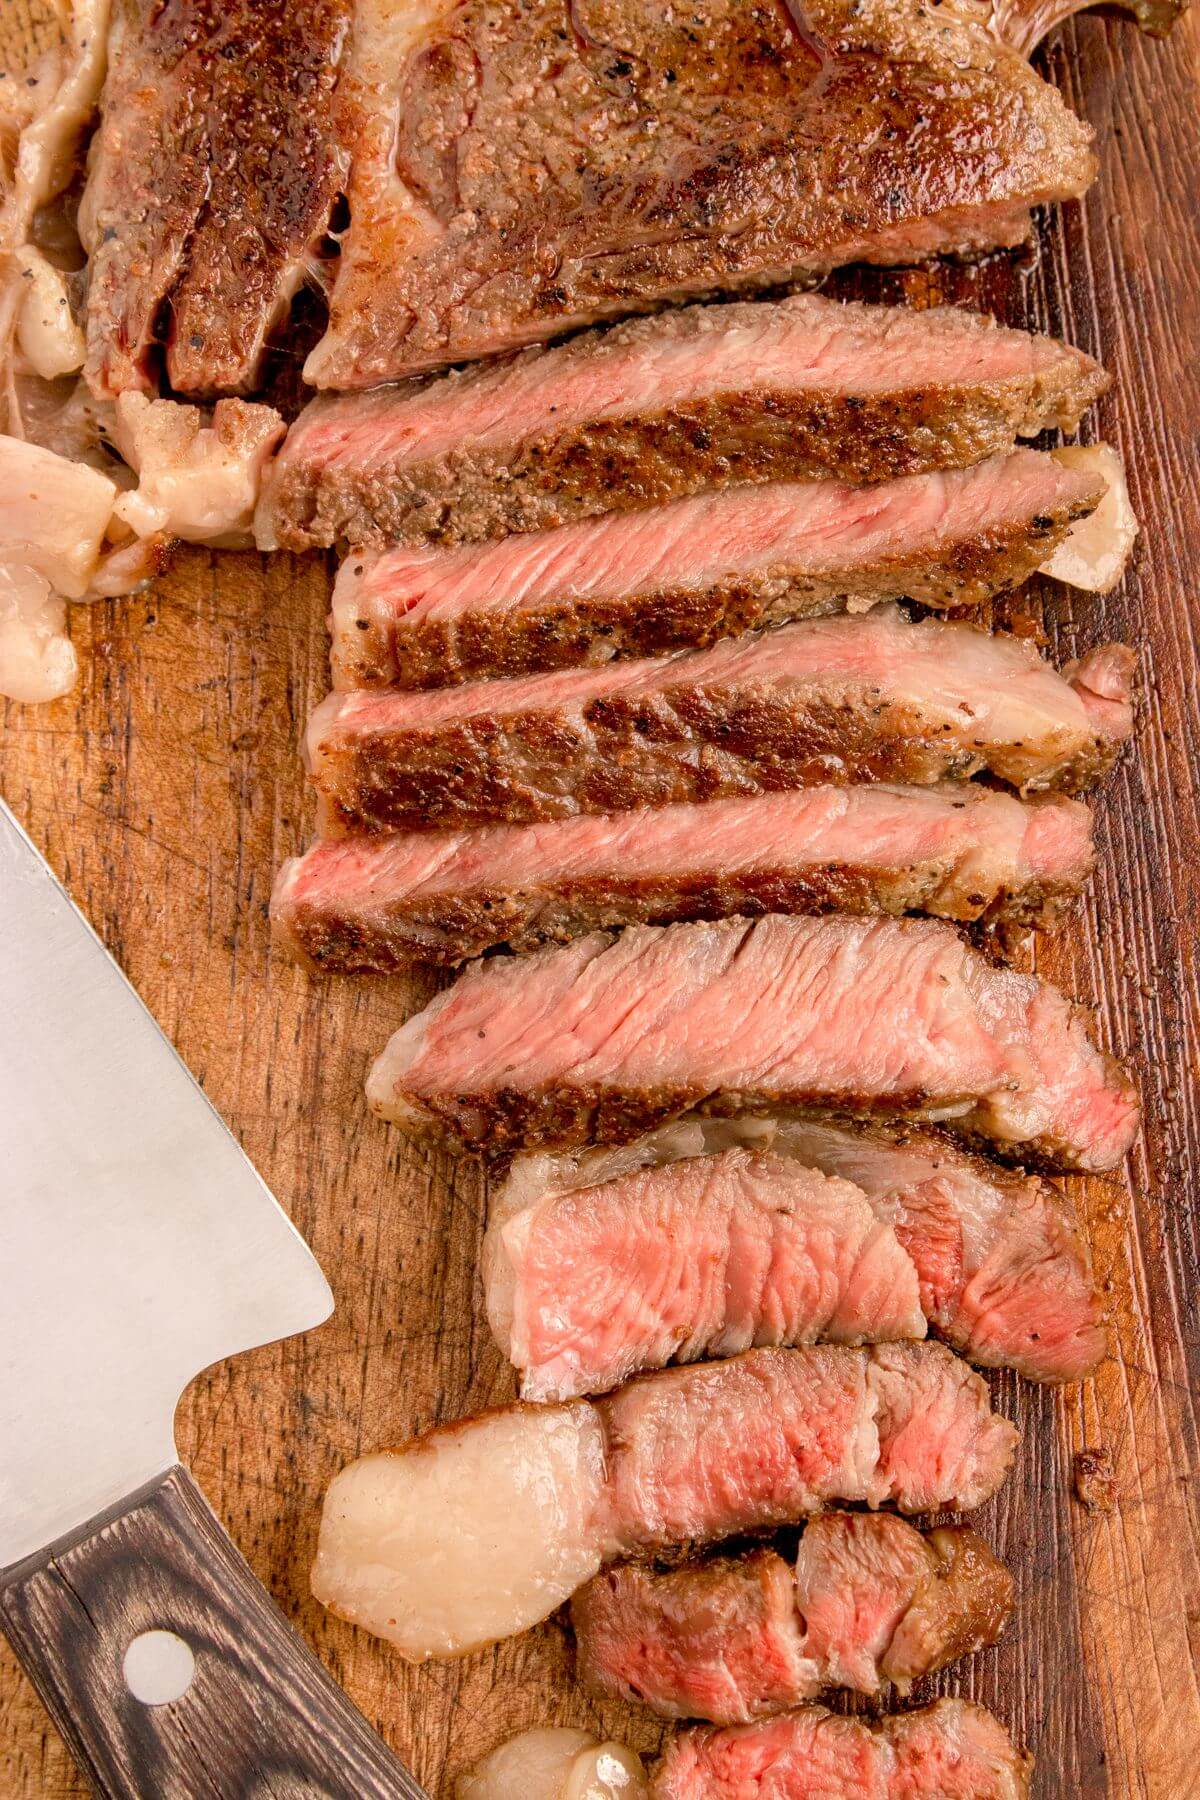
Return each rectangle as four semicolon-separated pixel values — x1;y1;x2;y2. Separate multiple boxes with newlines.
1;9;1198;1798
0;1468;427;1799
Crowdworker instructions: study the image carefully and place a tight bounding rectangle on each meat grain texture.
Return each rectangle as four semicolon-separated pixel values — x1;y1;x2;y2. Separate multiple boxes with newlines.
307;0;1096;384
272;785;1096;972
654;1697;1032;1800
261;297;1106;549
487;1113;1105;1394
308;608;1134;834
324;452;1103;690
573;1512;1014;1722
366;912;1138;1172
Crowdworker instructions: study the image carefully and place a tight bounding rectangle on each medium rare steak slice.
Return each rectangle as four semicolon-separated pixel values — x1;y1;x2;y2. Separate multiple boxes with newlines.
325;453;1104;690
573;1514;1014;1721
259;299;1106;551
485;1152;927;1401
311;1343;1016;1657
503;1115;1105;1384
486;1113;1104;1396
308;609;1134;835
81;0;350;397
304;0;1095;386
366;913;1139;1173
655;1697;1032;1800
272;786;1095;974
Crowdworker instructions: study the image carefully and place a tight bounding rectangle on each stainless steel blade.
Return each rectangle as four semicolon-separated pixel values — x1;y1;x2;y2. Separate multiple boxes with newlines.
0;801;332;1569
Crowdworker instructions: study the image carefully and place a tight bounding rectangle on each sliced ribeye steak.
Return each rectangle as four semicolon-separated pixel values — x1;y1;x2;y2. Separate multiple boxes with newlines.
259;298;1106;550
487;1109;1105;1396
486;1152;927;1400
81;0;350;397
324;451;1104;690
308;609;1134;834
655;1697;1032;1800
310;1342;1016;1658
305;0;1095;386
573;1513;1013;1722
272;785;1095;974
367;913;1139;1172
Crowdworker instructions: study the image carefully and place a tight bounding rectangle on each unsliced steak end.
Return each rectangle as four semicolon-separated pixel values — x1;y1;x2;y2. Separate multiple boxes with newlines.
655;1698;1033;1800
271;785;1095;974
325;452;1104;691
305;0;1094;385
258;297;1106;551
573;1514;1012;1723
308;608;1134;838
367;914;1139;1173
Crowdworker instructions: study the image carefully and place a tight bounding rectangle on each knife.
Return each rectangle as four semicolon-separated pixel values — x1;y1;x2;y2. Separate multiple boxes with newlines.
0;802;425;1800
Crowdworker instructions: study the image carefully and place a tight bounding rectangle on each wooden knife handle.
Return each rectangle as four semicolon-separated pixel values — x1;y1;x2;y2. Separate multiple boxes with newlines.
0;1465;426;1799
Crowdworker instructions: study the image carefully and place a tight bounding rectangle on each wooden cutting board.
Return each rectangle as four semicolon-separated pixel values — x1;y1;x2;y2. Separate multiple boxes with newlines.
1;11;1198;1797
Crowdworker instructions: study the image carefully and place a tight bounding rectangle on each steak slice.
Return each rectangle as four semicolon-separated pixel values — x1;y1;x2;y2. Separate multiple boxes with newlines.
308;609;1134;836
324;452;1104;691
259;298;1106;551
486;1110;1105;1395
272;785;1095;974
310;1343;1016;1658
655;1697;1033;1800
485;1152;927;1401
304;0;1095;386
573;1514;1014;1722
80;0;350;397
366;913;1139;1173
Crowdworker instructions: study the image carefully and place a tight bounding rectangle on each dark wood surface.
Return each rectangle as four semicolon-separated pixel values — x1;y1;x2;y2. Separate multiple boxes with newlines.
1;9;1198;1797
0;1468;427;1800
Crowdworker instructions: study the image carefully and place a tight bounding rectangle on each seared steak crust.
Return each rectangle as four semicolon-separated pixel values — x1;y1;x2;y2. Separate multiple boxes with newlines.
328;452;1104;692
573;1517;1013;1722
81;0;350;397
306;0;1096;385
366;913;1140;1172
261;298;1107;551
272;787;1095;973
307;611;1134;835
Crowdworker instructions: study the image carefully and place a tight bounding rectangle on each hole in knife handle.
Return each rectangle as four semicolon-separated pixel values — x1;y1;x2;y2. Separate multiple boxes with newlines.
122;1629;196;1705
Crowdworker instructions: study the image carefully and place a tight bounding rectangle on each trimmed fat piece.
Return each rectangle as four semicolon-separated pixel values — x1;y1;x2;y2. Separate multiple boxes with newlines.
304;0;1094;385
485;1152;927;1401
572;1513;1014;1723
499;1116;1104;1386
311;1343;1016;1658
272;786;1095;974
308;608;1134;836
367;913;1139;1173
258;298;1107;551
486;1118;1104;1397
324;451;1104;691
655;1697;1033;1800
456;1729;649;1800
